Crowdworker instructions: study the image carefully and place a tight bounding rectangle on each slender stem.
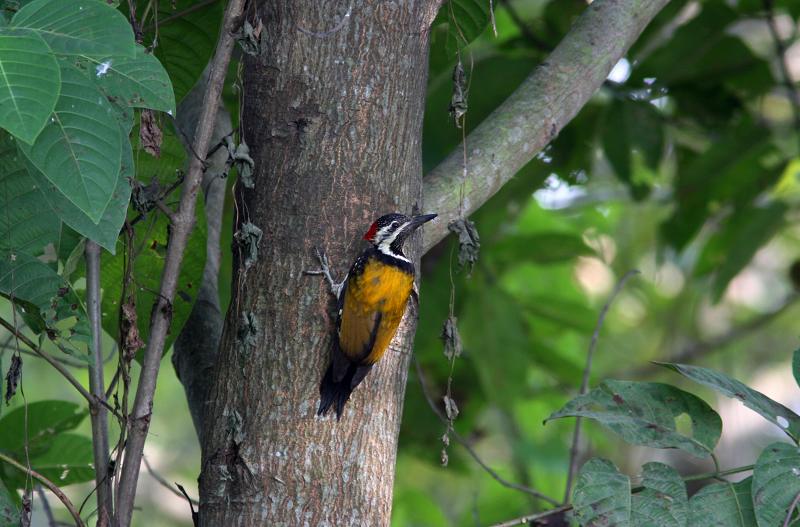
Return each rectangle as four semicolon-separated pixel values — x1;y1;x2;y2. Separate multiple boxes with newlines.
0;316;93;403
413;357;560;506
563;270;640;503
36;485;56;527
142;456;199;506
0;451;85;527
85;240;113;524
683;464;754;482
114;1;246;524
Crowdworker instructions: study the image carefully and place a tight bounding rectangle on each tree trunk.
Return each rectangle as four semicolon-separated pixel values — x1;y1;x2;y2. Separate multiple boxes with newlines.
198;1;439;525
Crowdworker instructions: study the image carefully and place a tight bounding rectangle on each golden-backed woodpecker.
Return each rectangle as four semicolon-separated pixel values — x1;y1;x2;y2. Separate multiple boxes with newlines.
316;212;437;419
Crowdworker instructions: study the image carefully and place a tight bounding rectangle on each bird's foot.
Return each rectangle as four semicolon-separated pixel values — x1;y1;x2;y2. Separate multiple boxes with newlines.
305;247;344;298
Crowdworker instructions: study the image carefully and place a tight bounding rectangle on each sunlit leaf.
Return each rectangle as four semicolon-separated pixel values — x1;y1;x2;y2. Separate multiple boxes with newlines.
658;362;800;443
0;27;59;143
547;380;721;458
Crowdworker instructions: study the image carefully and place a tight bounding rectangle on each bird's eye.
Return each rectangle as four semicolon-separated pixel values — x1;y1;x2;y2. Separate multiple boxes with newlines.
390;221;398;228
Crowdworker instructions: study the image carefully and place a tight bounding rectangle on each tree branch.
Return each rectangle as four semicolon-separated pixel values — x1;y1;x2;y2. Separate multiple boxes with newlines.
0;452;85;527
421;0;670;253
84;240;113;524
114;0;245;523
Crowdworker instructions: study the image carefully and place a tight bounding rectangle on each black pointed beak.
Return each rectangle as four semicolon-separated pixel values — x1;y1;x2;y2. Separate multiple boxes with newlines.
409;213;437;230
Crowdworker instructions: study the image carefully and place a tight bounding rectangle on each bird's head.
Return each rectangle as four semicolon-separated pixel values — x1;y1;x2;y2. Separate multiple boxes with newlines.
363;212;437;259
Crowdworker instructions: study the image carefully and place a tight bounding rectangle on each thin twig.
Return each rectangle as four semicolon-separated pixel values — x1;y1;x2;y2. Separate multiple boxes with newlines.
114;0;246;524
0;452;85;527
631;293;799;377
563;269;640;504
413;357;560;506
142;456;199;506
784;490;800;527
763;0;800;154
85;240;113;524
0;317;93;403
683;463;754;482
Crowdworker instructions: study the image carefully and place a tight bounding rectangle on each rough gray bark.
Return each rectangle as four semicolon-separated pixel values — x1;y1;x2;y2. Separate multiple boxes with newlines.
198;1;439;525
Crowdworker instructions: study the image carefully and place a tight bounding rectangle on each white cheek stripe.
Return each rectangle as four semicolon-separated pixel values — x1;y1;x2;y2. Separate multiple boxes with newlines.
377;221;411;263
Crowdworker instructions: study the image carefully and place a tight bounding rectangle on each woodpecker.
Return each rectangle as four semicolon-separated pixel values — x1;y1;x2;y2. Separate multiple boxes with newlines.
311;212;437;419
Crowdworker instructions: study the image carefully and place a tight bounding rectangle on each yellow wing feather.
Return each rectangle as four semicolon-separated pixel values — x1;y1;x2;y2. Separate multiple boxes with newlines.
338;257;413;365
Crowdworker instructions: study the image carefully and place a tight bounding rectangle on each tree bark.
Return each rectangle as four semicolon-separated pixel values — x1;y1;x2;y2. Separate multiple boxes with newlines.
198;1;439;525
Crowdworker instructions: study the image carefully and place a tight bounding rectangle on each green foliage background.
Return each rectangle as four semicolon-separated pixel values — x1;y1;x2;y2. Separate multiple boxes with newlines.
1;0;800;525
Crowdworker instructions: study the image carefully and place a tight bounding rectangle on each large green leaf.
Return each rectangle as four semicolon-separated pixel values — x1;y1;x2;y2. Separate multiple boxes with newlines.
141;0;222;102
659;363;800;443
0;27;59;143
0;477;17;527
547;380;721;458
631;462;688;527
752;442;800;527
687;478;757;527
18;62;122;222
85;44;175;114
22;433;94;488
0;131;60;256
24;127;132;253
572;458;631;527
0;400;86;455
793;349;800;390
11;0;134;58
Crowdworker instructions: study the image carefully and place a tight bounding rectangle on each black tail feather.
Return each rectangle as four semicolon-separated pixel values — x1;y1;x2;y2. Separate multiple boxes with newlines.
318;362;373;420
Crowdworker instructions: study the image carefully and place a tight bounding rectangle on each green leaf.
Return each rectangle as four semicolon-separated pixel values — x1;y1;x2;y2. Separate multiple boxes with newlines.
84;44;175;114
0;27;59;143
572;458;631;527
688;478;756;527
24;433;94;487
142;0;221;102
658;362;800;443
100;191;206;355
752;442;800;527
0;400;85;454
24;128;132;253
11;0;135;58
0;131;60;256
434;0;490;58
18;62;122;223
602;100;663;200
793;349;800;390
492;232;594;265
547;380;721;458
631;462;688;527
0;477;17;526
0;251;90;349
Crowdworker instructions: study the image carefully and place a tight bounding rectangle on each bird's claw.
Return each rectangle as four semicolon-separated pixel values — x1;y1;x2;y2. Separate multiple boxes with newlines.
305;247;343;298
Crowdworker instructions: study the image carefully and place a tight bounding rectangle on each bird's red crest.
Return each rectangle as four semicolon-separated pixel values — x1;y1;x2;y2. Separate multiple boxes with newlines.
363;221;379;241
